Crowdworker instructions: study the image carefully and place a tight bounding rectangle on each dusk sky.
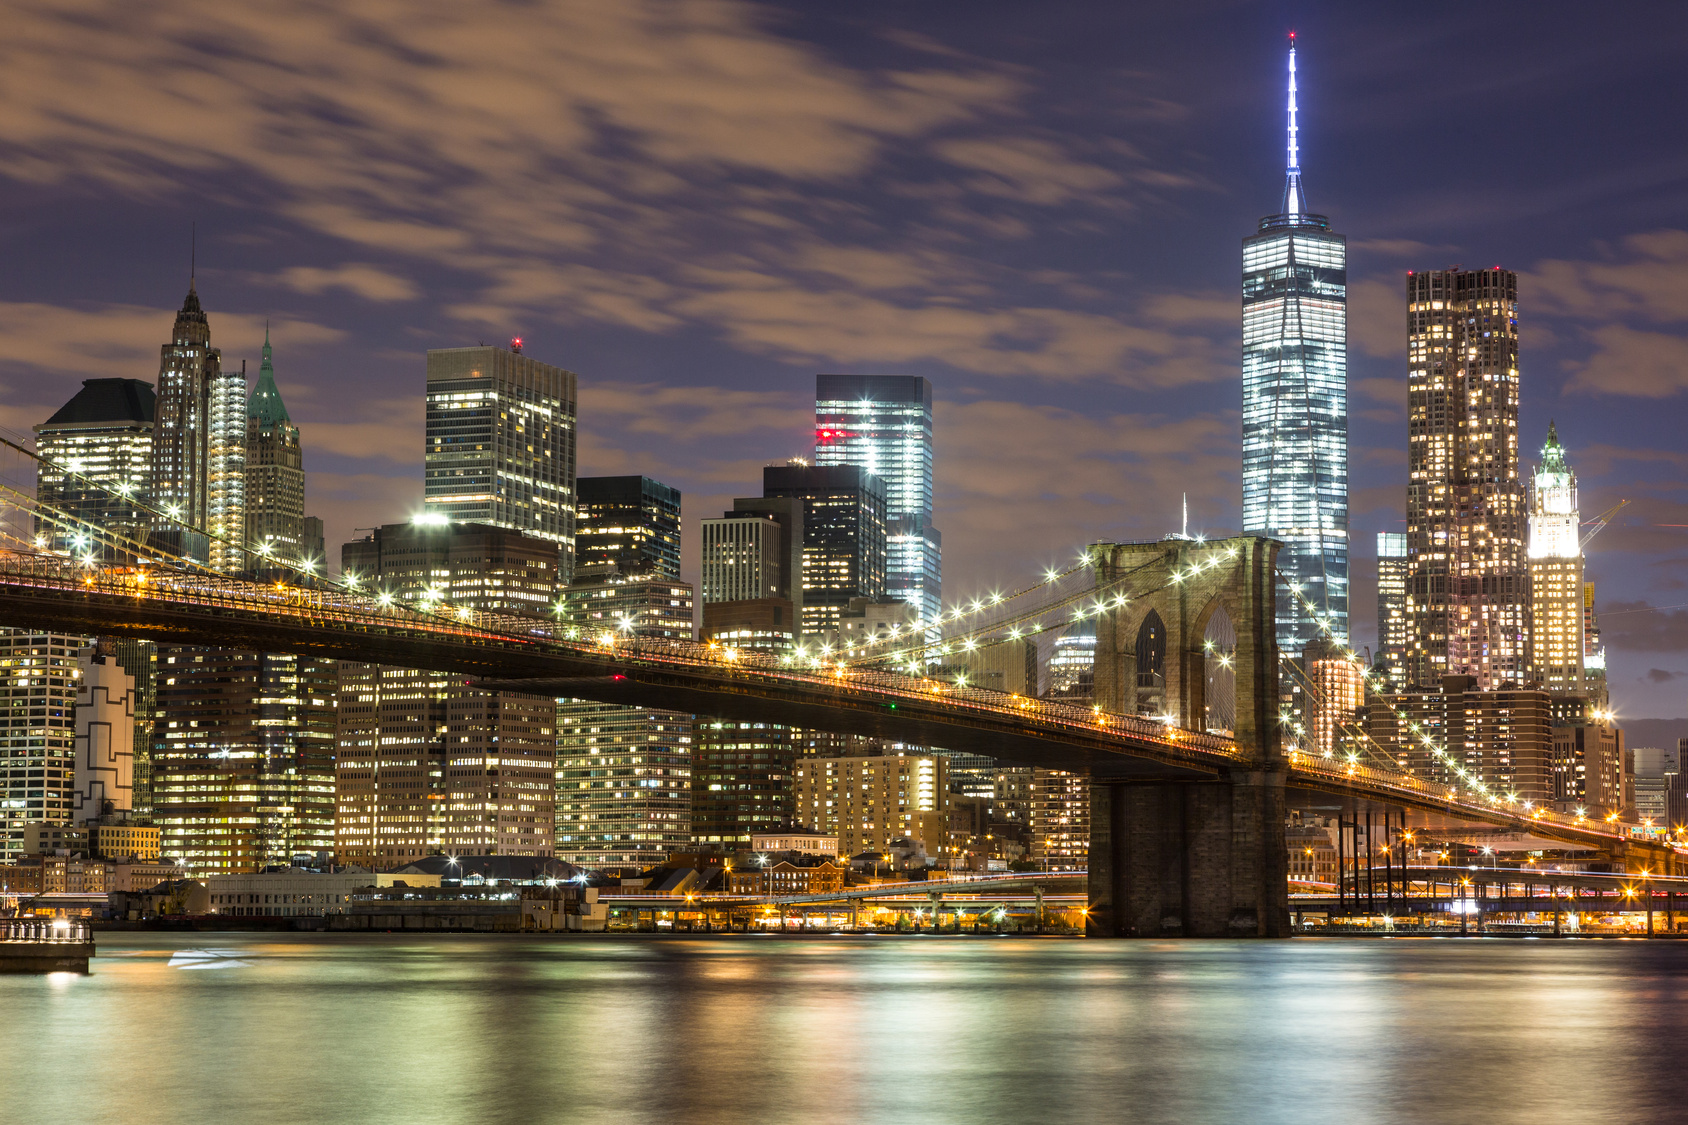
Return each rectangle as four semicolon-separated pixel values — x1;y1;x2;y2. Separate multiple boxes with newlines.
1;1;1684;721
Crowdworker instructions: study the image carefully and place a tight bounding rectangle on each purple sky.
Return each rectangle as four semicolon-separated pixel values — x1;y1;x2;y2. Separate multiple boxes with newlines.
0;1;1684;721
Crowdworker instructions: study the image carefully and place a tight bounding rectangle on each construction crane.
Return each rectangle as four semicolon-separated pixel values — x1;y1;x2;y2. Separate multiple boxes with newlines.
1580;499;1629;551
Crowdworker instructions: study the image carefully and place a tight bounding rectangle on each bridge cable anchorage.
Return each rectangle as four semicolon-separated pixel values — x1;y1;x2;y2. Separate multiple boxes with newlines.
1273;568;1638;843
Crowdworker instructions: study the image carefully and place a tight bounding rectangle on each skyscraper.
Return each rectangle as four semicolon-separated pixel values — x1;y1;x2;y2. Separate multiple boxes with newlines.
691;494;810;850
1376;532;1410;690
555;569;695;867
815;374;940;628
424;343;577;569
0;632;83;860
336;521;562;866
206;356;246;573
244;330;307;565
762;463;887;640
575;476;681;579
151;279;228;561
1241;37;1348;653
1528;423;1585;694
152;647;337;873
1404;267;1527;689
33;378;155;554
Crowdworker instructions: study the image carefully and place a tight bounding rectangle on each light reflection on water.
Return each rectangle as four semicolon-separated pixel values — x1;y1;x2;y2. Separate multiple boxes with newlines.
5;934;1686;1125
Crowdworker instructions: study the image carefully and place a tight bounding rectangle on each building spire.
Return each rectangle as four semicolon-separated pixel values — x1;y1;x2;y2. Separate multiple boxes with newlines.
247;323;292;430
190;222;196;292
1282;33;1305;215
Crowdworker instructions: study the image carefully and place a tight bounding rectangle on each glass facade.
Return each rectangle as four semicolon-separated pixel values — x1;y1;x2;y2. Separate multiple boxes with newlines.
33;378;154;555
815;374;940;629
152;648;338;874
1376;532;1410;690
575;475;681;580
762;464;886;640
1241;41;1348;654
424;345;578;570
206;359;247;573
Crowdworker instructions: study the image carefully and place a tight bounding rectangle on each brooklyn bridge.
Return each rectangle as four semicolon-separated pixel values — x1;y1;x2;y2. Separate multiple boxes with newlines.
0;449;1674;937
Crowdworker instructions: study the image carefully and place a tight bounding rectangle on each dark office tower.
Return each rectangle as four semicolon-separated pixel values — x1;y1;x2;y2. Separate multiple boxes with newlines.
1241;36;1348;653
151;648;337;873
337;521;562;866
424;343;578;575
815;374;940;629
762;463;886;640
244;329;307;564
575;476;682;579
1404;267;1527;690
33;378;155;554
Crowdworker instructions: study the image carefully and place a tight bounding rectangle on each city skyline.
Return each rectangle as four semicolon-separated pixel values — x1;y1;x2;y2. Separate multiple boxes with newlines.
0;5;1683;721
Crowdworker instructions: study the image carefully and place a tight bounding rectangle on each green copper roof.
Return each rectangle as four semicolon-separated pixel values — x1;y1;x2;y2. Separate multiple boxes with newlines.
246;326;292;429
1540;420;1569;475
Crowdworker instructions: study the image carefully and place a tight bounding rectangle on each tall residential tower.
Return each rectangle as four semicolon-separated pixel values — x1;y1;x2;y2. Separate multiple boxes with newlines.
1241;37;1348;653
1404;267;1527;689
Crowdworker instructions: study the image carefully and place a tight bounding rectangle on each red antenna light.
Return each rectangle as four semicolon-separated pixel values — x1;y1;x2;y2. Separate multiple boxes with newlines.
510;335;524;354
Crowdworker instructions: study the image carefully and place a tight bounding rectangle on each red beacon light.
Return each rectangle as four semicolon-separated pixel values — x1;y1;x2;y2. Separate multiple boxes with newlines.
510;335;524;354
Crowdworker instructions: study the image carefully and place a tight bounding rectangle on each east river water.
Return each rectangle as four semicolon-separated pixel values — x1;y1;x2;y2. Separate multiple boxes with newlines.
5;933;1687;1124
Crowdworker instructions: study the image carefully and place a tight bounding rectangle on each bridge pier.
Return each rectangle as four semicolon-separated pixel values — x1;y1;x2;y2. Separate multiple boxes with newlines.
1087;767;1291;938
1087;535;1288;938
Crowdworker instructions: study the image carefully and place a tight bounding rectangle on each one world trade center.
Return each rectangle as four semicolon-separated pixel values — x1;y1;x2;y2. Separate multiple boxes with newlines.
1241;34;1348;655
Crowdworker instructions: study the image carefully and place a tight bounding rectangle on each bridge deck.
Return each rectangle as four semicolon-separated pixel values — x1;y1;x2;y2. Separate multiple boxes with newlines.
0;554;1673;859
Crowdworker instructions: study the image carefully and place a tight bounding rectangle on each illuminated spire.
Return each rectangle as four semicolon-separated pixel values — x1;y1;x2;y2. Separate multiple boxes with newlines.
1282;33;1305;215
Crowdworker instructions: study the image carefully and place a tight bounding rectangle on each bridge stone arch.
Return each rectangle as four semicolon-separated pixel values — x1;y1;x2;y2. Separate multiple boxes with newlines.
1092;536;1280;763
1086;536;1291;938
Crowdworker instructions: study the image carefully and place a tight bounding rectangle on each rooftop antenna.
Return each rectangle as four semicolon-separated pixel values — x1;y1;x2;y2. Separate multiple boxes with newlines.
1282;32;1305;215
190;222;197;290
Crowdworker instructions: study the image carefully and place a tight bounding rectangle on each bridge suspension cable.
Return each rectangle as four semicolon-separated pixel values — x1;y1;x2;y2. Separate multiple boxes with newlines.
1275;572;1564;819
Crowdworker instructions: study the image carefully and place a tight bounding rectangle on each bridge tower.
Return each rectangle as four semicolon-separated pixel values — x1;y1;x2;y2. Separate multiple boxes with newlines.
1086;536;1290;937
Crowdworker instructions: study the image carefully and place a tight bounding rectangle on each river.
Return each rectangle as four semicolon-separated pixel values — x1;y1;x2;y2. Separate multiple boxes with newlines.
4;933;1685;1124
